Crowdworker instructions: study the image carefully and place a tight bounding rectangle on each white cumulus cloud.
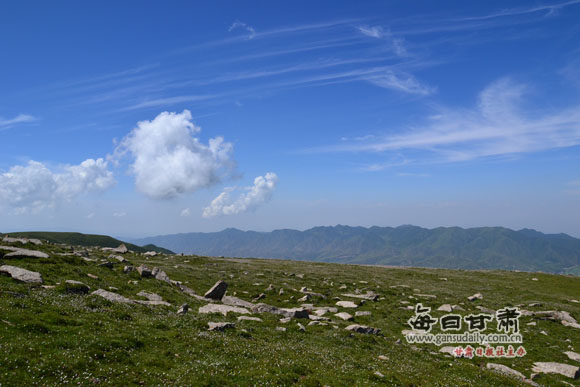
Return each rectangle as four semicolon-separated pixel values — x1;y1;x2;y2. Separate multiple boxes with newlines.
0;158;114;212
202;172;278;218
118;110;234;199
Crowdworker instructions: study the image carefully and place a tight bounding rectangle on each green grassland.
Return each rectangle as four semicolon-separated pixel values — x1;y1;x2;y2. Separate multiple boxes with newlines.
1;239;579;386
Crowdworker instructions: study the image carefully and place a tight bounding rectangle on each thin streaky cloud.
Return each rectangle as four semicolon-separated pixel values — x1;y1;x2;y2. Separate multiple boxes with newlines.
119;94;219;111
457;0;580;21
0;114;37;129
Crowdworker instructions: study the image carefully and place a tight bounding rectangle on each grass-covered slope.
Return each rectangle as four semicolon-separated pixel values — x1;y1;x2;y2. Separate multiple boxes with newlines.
133;225;580;273
1;239;579;385
3;231;173;254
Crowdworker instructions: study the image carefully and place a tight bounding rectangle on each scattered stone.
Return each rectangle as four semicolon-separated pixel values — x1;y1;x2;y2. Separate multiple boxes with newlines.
562;320;580;329
279;317;291;323
564;351;580;362
439;277;448;281
143;251;157;257
208;322;235;332
135;300;171;306
437;304;453;313
0;265;43;283
374;371;384;378
341;292;379;301
251;303;309;318
238;316;262;322
531;278;538;281
527;322;536;326
151;267;171;283
276;327;287;332
336;300;358;308
199;304;250;316
378;355;388;361
98;261;114;269
345;324;380;335
468;293;483;301
137;290;163;301
177;304;189;315
91;289;134;304
123;266;134;274
136;265;152;277
2;237;42;245
486;363;527;381
109;255;127;263
309;315;331;322
339;284;347;289
415;294;437;298
253;293;266;302
265;284;275;292
334;312;354;321
532;362;580;379
296;274;304;279
222;295;255;308
355;311;372;317
452;304;465;311
64;280;89;294
439;346;456;355
278;288;284;295
476;306;495;314
570;300;579;303
297;323;306;332
297;295;310;302
87;273;99;279
204;280;228;300
313;309;328;317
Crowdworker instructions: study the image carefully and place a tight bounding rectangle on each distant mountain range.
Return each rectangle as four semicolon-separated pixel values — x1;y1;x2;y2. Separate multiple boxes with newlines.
131;225;580;274
2;231;174;254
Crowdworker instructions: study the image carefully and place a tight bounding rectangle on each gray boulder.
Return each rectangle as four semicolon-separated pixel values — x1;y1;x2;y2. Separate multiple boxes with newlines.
91;289;134;304
65;280;90;294
199;304;250;316
532;362;580;379
0;265;43;283
204;280;228;300
345;324;381;335
136;265;152;277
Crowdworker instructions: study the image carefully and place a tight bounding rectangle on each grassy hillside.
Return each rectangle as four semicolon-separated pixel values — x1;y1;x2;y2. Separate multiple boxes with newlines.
133;225;580;273
1;239;579;385
3;231;173;254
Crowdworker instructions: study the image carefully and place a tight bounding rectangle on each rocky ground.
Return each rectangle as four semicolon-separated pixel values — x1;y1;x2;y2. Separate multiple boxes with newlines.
0;236;579;385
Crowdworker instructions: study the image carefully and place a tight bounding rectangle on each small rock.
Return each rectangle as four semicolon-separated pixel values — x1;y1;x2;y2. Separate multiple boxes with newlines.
276;327;287;332
278;288;284;295
151;267;171;283
136;265;152;277
123;266;134;274
87;273;99;279
297;323;306;332
374;371;384;378
98;261;114;269
208;322;235;331
440;346;456;355
345;324;380;335
177;304;189;315
527;322;536;326
265;284;275;291
336;301;358;308
279;317;291;323
64;280;90;294
143;251;157;257
253;293;266;302
378;355;388;360
355;311;371;317
297;295;310;302
334;312;354;321
137;290;163;301
468;293;483;301
204;280;228;300
437;304;453;313
238;316;262;322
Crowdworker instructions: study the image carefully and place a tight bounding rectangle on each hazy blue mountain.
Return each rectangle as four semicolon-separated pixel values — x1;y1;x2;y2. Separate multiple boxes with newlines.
131;225;580;273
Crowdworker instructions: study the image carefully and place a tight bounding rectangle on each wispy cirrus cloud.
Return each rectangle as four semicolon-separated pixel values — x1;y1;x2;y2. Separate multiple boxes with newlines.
0;114;36;130
312;78;580;164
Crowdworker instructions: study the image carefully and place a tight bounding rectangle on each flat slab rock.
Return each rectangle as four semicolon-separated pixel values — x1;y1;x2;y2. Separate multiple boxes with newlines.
345;324;380;335
486;363;526;380
199;304;251;316
238;316;262;322
532;362;580;379
137;290;163;301
564;351;580;362
251;303;309;319
0;265;43;283
0;246;49;259
92;289;135;304
334;312;354;321
336;301;358;308
64;280;90;293
208;322;235;331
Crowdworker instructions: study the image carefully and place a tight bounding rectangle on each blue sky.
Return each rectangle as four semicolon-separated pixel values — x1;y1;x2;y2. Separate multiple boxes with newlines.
1;0;580;238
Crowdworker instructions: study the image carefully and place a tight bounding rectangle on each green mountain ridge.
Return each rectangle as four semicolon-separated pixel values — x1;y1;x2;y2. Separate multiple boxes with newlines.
132;225;580;274
1;231;174;254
